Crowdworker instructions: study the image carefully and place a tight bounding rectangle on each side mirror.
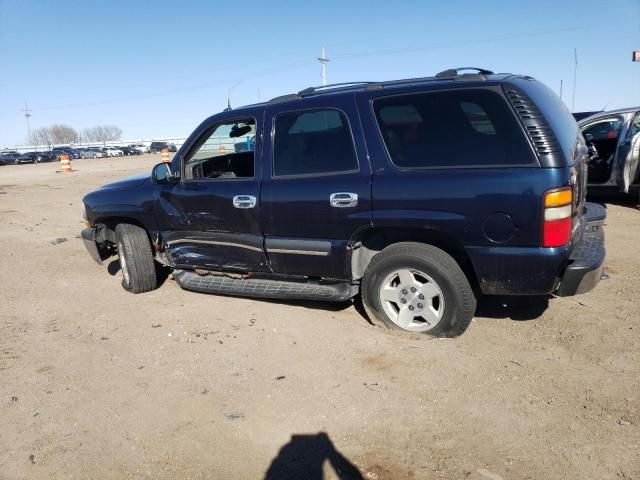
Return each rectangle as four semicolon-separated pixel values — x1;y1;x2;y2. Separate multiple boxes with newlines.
151;162;177;185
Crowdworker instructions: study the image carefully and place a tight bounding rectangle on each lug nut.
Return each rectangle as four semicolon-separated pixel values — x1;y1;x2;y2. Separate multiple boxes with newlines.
418;294;424;300
417;303;424;309
408;305;414;311
401;289;408;295
411;287;416;292
400;298;407;304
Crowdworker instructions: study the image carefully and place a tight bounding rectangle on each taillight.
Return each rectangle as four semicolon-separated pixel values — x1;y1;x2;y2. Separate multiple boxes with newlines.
542;187;573;247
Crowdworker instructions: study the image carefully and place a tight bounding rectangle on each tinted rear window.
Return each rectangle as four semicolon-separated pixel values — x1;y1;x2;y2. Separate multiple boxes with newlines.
374;89;535;168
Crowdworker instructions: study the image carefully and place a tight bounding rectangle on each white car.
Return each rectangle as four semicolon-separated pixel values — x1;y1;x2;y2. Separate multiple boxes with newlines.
102;147;123;157
129;143;150;154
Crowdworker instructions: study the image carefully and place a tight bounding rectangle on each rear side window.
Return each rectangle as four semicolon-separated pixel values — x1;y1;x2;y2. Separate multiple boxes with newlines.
374;89;535;168
273;109;358;176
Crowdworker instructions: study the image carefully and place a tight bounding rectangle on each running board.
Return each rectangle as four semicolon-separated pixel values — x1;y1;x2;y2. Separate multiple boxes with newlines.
173;270;357;302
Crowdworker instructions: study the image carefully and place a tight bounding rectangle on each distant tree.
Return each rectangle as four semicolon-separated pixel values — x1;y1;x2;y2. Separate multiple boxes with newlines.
31;127;53;148
83;125;122;143
49;124;79;144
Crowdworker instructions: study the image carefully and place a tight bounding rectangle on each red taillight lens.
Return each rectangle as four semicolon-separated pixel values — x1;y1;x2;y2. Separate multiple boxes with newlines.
543;217;572;247
542;188;573;247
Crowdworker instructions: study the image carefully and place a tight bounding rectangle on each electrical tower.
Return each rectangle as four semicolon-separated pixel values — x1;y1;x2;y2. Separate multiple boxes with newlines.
317;47;330;86
21;102;32;144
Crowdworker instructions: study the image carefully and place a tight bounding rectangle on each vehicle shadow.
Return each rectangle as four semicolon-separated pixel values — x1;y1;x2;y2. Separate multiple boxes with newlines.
587;192;639;210
475;294;550;321
264;432;363;480
260;297;356;313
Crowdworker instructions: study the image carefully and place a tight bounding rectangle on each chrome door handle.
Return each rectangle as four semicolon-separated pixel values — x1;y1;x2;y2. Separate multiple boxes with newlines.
233;195;256;209
330;192;358;208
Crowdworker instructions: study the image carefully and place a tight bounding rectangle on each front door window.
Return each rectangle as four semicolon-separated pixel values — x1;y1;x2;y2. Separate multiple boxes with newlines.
184;119;256;180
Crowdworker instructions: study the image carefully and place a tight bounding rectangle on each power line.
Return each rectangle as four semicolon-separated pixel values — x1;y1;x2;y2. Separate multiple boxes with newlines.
331;20;632;60
6;19;631;116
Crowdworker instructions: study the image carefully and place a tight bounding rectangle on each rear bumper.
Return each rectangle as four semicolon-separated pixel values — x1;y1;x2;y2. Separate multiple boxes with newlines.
81;227;104;265
556;203;606;296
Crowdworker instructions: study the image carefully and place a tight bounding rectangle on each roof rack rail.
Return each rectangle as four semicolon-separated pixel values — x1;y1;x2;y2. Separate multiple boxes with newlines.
267;93;302;104
435;67;494;78
298;82;378;96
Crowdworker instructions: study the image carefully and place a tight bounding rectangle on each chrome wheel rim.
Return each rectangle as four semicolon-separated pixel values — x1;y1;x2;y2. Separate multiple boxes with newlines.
378;268;445;332
118;242;130;285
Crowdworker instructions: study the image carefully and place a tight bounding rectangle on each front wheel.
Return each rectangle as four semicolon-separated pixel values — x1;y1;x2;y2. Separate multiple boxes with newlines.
115;224;158;294
361;242;476;337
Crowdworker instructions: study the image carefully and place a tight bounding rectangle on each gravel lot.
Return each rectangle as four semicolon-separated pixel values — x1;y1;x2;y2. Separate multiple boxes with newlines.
0;156;638;480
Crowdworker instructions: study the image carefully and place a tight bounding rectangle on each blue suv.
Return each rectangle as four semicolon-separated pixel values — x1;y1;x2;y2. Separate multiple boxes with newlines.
81;68;606;337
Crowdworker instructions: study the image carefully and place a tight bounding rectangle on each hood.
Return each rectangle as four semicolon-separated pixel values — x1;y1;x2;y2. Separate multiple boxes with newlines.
98;172;150;190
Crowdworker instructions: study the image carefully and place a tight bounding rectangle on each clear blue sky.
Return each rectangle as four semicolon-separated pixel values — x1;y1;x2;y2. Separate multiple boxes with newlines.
1;0;639;146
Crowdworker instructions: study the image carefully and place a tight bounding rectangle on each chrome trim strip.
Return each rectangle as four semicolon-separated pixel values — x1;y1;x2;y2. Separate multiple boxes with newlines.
165;239;263;252
267;248;329;256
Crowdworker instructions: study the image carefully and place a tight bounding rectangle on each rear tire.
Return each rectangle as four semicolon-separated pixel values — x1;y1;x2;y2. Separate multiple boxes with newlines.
115;224;158;294
361;242;476;337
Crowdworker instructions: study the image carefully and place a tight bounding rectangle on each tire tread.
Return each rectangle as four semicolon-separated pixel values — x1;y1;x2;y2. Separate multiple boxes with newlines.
115;224;157;294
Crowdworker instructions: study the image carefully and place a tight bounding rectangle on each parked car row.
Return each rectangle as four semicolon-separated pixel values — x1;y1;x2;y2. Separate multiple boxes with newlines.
0;151;56;165
1;143;176;165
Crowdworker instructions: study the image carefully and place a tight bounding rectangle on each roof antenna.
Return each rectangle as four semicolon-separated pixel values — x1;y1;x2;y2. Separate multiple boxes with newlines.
226;81;242;111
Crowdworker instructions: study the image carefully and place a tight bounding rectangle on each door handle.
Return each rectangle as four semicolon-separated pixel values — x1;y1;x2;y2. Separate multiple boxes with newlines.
330;192;358;208
233;195;257;209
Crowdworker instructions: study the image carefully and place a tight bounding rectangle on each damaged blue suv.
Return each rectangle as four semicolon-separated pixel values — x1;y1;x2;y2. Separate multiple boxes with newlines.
81;68;606;337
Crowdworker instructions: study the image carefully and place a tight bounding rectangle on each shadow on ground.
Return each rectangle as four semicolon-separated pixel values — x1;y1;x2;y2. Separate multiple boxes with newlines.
106;262;552;324
264;432;363;480
587;192;639;210
475;295;550;321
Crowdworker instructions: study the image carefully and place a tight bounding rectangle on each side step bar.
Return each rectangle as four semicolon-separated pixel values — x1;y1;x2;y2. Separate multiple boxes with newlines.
173;270;357;302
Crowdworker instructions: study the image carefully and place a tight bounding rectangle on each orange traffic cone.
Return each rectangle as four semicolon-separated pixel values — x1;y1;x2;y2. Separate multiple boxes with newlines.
59;154;72;173
161;148;170;163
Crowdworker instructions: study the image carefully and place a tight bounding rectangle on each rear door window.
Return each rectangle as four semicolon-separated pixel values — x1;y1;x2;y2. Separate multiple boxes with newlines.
273;109;358;176
373;89;535;168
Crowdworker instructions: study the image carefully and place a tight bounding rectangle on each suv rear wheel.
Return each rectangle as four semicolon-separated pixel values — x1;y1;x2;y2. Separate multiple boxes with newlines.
361;242;476;337
115;224;158;294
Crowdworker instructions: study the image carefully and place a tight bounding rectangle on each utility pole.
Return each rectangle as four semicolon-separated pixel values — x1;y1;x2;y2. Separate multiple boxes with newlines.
317;47;330;86
21;102;32;144
559;79;563;101
571;48;578;112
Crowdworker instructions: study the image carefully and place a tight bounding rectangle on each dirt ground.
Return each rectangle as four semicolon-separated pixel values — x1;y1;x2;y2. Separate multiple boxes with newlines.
0;155;638;480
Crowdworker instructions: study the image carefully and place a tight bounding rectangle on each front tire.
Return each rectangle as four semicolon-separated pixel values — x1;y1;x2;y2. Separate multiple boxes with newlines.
362;242;476;337
115;224;158;294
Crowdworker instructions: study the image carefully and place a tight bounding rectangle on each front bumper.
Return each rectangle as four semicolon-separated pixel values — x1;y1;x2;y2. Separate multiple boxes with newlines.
81;227;105;265
556;203;606;296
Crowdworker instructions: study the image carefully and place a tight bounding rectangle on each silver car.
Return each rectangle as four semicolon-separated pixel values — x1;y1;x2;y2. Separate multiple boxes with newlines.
579;107;640;194
80;148;105;159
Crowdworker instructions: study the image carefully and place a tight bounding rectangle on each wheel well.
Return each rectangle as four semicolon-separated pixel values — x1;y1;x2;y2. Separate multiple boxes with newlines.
94;217;152;246
351;227;479;291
